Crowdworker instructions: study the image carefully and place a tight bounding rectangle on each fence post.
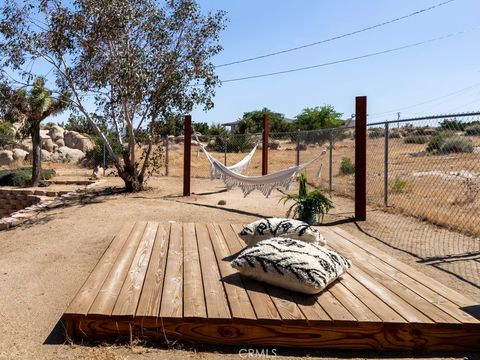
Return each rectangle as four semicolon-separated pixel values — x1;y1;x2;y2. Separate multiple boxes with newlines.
384;122;389;207
183;115;191;196
165;136;169;176
355;96;367;221
103;143;106;176
224;133;227;166
296;129;300;166
262;114;269;175
329;129;333;193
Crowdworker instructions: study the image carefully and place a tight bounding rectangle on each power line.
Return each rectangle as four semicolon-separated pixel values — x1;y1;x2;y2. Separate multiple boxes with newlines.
221;27;478;83
368;82;480;118
216;0;457;68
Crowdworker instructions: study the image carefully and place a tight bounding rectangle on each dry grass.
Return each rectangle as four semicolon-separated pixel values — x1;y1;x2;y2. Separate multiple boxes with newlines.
166;136;480;237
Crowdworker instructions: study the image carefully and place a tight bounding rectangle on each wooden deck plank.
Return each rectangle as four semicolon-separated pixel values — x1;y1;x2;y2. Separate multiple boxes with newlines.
64;222;135;317
327;281;381;323
339;273;406;323
135;224;169;318
159;223;184;318
326;230;462;325
207;224;256;320
219;224;305;321
63;222;480;351
112;222;158;318
331;227;478;309
183;223;207;319
88;221;147;317
195;223;231;320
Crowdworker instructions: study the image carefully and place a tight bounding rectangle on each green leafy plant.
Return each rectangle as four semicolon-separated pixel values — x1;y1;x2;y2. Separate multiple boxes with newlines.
280;173;334;225
339;157;355;175
391;177;407;193
208;133;255;153
0;121;16;148
425;131;455;152
0;167;55;187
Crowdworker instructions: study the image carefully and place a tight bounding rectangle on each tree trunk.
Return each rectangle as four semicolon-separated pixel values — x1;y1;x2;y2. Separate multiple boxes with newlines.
119;155;144;192
30;122;42;187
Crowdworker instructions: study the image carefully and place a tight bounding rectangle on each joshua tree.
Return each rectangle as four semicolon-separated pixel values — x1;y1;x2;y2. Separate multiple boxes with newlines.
0;77;68;186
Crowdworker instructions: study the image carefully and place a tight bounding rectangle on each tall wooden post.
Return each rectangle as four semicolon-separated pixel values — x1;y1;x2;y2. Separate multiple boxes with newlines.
183;115;192;196
355;96;367;221
262;114;269;175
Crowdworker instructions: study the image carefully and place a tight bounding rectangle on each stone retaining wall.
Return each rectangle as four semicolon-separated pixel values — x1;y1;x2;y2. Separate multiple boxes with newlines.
0;190;41;218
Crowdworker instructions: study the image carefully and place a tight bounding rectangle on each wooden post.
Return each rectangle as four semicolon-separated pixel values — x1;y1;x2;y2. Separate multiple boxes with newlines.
262;114;269;175
355;96;367;221
183;115;191;196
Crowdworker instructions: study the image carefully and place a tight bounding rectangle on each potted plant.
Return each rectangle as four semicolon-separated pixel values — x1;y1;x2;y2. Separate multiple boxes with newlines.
280;173;334;225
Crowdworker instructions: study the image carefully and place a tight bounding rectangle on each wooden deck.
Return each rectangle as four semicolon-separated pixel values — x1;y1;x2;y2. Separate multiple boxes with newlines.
63;221;480;351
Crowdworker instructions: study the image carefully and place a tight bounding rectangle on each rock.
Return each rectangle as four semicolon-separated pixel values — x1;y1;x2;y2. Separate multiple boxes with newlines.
27;149;53;162
50;146;85;163
269;140;281;150
64;131;94;152
54;138;65;147
40;129;50;139
12;148;28;162
48;125;64;142
42;138;57;153
175;135;184;144
298;143;307;151
0;150;14;166
105;168;118;177
167;135;175;142
17;139;33;153
217;200;226;206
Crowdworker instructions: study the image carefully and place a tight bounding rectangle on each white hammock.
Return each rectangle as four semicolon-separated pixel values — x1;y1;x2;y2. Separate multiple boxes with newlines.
201;145;326;197
202;144;258;177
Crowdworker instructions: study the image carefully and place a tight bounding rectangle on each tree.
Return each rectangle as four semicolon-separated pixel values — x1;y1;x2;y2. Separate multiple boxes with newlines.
0;0;226;192
293;106;344;130
0;77;68;186
236;108;293;134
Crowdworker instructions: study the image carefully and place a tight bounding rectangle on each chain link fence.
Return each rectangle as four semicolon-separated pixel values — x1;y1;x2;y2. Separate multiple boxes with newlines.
364;112;480;288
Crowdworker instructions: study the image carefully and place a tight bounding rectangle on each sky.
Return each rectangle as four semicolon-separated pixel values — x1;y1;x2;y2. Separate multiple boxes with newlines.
191;0;480;124
2;0;480;125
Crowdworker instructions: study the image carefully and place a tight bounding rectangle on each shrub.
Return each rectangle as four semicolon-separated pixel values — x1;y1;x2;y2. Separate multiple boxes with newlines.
339;157;355;175
425;131;455;152
0;167;55;187
404;135;429;144
368;127;385;138
465;124;480;136
388;131;402;139
439;137;474;154
391;177;407;193
208;133;255;153
0;121;16;149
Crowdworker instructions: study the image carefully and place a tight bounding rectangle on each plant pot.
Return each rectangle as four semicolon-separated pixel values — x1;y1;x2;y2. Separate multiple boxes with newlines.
299;209;318;225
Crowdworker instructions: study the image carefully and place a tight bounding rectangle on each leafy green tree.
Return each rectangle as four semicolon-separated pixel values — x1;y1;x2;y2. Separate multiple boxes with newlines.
236;108;293;134
0;77;68;186
293;106;344;130
0;0;226;192
59;114;107;136
193;122;210;135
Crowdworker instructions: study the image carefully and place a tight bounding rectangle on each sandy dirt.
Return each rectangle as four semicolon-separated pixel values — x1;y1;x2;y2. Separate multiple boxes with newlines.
0;175;479;360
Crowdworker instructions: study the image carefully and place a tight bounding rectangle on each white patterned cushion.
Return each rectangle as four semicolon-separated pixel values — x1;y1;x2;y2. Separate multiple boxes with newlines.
231;238;351;294
239;218;326;246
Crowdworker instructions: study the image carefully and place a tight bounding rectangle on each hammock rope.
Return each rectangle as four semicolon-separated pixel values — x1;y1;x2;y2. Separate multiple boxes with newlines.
191;125;326;197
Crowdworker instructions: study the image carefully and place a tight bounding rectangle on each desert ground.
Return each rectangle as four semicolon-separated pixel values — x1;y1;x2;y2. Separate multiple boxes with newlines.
0;169;479;360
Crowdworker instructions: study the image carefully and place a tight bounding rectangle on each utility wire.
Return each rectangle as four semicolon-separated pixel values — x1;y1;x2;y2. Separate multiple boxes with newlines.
221;27;478;83
368;82;480;118
216;0;457;68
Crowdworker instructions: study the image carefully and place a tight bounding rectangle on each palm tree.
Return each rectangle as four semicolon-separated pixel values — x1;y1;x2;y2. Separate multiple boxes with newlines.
1;77;69;186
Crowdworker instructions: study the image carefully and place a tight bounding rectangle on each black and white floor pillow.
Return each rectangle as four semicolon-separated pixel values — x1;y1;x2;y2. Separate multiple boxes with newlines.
231;238;351;294
239;218;326;246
